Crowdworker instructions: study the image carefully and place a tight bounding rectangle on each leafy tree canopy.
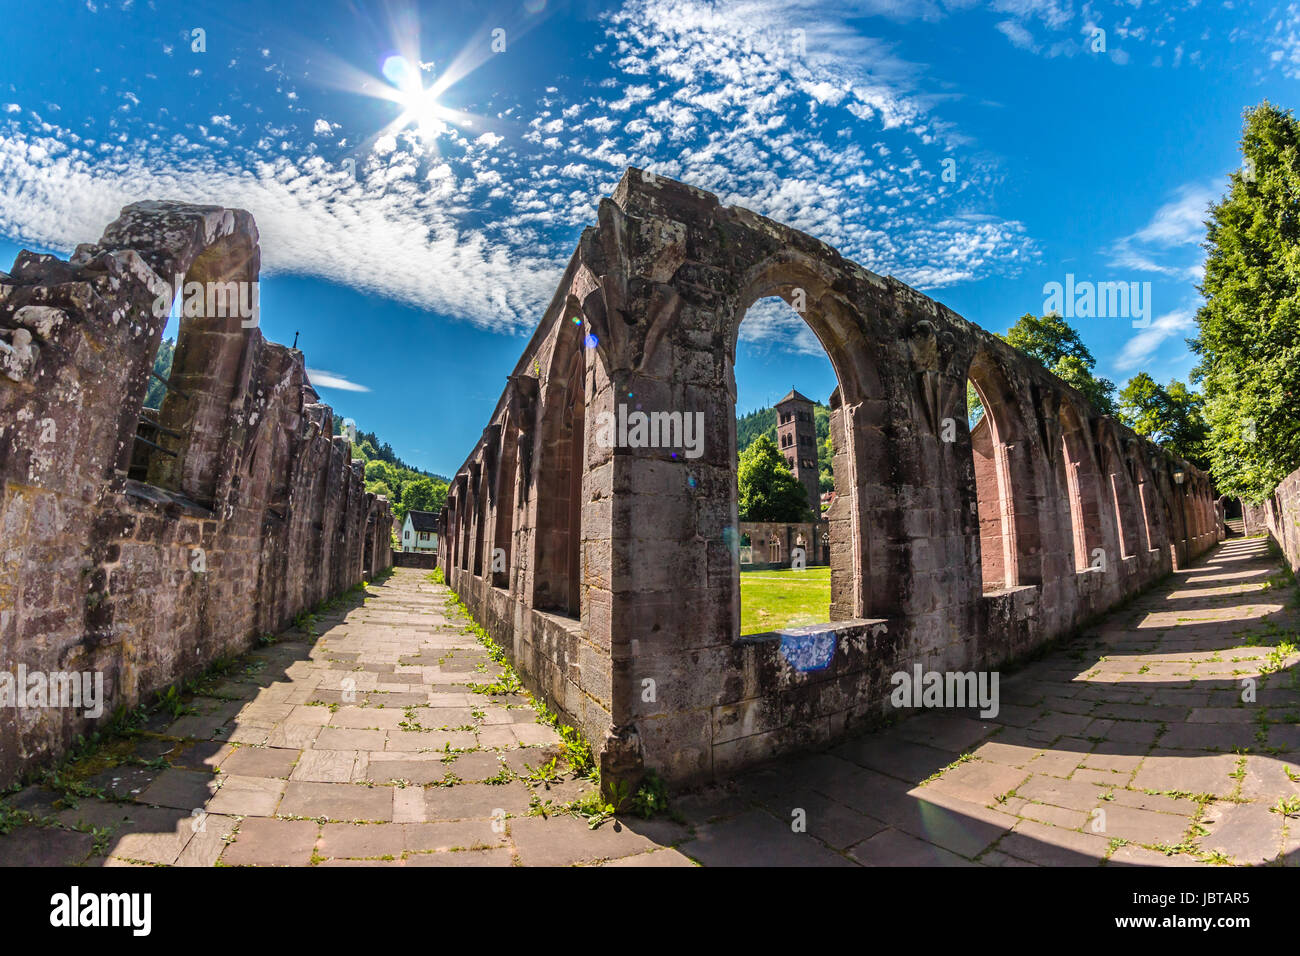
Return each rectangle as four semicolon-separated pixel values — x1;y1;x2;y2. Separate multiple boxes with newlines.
1117;373;1211;470
973;314;1117;420
738;433;810;521
1191;101;1300;501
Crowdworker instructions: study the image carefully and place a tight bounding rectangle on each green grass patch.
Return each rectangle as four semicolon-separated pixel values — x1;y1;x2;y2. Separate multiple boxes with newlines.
740;566;831;636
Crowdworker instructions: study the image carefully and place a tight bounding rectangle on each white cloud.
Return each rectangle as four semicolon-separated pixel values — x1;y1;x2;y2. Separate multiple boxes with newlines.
306;369;370;392
1114;307;1196;370
1107;182;1213;277
0;120;564;335
996;19;1039;50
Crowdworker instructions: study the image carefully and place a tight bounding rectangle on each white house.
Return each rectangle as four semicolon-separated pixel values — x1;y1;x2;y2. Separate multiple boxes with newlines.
401;510;439;553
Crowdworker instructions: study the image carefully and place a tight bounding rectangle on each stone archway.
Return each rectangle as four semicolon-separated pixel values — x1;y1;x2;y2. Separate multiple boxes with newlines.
438;169;1221;790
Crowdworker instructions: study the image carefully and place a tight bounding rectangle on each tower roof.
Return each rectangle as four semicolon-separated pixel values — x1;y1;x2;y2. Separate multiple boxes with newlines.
775;388;816;406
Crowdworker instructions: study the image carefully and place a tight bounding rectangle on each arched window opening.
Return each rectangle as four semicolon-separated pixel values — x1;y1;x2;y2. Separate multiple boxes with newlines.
492;418;518;590
472;462;486;577
733;295;851;635
532;348;585;618
967;377;1015;591
129;233;259;508
966;359;1042;591
1059;406;1105;573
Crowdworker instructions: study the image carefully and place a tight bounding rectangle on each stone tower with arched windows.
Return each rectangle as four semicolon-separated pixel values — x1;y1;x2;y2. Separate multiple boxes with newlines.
775;388;819;518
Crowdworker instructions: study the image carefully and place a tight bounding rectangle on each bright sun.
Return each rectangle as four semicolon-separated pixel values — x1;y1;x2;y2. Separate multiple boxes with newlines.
382;54;450;140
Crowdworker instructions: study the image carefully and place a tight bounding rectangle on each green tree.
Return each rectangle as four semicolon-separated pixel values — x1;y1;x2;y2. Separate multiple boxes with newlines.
992;313;1117;416
1118;374;1210;469
398;476;447;522
738;433;810;521
1052;354;1117;416
1191;102;1300;501
1004;312;1096;368
143;337;175;410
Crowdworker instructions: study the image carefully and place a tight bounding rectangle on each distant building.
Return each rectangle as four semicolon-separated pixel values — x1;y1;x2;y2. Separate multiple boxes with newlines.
401;510;439;553
775;388;820;518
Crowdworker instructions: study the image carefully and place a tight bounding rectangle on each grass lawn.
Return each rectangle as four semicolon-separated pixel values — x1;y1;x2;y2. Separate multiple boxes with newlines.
740;565;831;636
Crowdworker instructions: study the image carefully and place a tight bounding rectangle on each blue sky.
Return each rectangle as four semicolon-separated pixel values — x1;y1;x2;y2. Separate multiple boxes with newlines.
1;0;1296;477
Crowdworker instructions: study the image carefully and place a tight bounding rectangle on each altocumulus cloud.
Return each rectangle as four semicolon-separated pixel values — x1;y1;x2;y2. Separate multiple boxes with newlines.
0;120;562;335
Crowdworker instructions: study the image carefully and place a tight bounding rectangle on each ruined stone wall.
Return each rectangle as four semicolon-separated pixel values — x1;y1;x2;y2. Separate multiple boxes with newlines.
440;170;1222;789
738;520;827;567
1244;500;1271;537
0;201;391;785
1264;467;1300;575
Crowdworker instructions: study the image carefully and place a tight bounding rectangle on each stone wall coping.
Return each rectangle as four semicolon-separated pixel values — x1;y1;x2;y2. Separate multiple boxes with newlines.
980;584;1040;600
734;617;887;646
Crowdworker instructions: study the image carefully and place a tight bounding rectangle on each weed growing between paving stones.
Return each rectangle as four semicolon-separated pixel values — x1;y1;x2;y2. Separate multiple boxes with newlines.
0;577;378;842
441;585;676;829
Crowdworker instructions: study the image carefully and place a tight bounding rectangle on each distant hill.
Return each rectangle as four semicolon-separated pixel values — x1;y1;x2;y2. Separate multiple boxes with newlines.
331;414;445;482
737;405;779;454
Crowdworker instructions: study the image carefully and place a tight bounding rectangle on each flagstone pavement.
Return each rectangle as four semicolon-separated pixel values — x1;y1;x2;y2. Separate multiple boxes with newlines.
1;535;1297;866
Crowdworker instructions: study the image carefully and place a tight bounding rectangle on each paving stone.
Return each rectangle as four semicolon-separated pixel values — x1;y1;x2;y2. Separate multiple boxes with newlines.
742;786;885;849
206;775;286;817
0;826;92;866
135;768;220;811
404;847;514;866
278;782;394;821
219;746;300;779
1015;774;1110;812
1198;802;1286;864
424;782;533;820
1024;748;1086;779
68;803;199;865
403;820;504;851
317;822;406;859
847;827;977;866
369;757;455;785
175;813;238;866
315;727;388;751
677;810;855;867
829;735;958;782
443;751;508;781
1092;803;1191;846
1107;844;1200;867
290;749;365;783
1018;802;1089;829
222;819;320;866
893;713;997;752
386;730;476;751
994;819;1109;866
1108;789;1199;816
1131;754;1238;798
599;848;698;867
921;759;1027;806
1238;755;1300;802
84;765;159;799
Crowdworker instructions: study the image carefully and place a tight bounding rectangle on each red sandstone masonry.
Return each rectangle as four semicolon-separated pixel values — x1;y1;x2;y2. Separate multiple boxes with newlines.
0;202;392;785
1264;467;1300;575
439;169;1223;791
